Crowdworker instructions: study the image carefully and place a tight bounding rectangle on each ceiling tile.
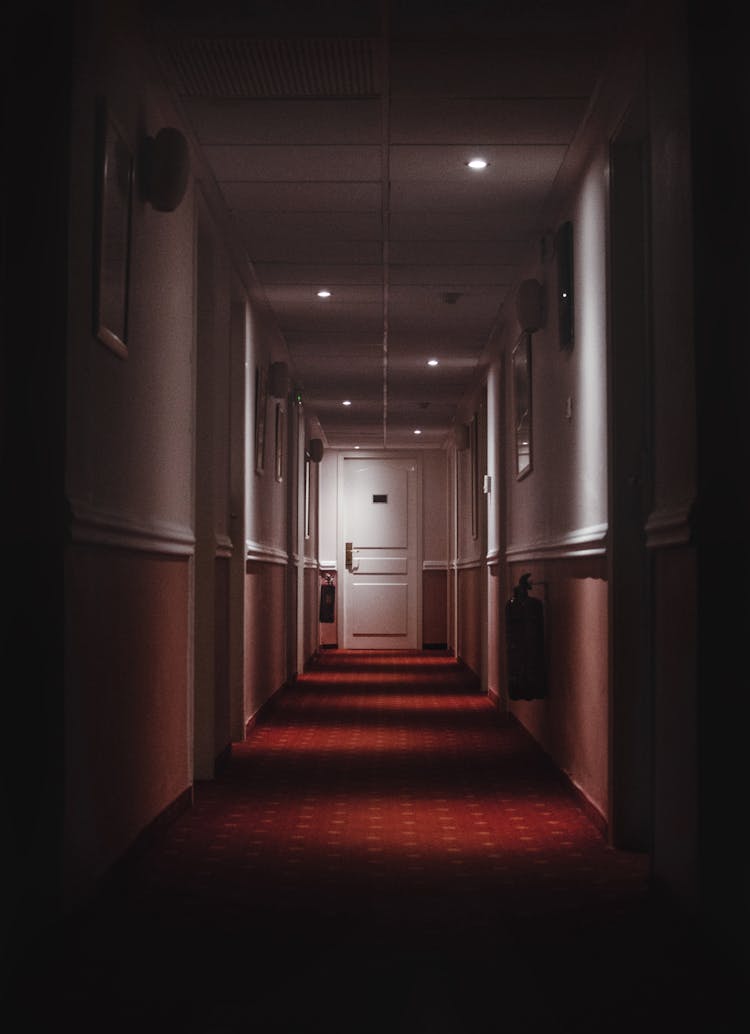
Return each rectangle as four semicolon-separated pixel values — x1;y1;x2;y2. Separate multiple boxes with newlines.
184;99;383;145
235;211;383;243
203;144;383;181
244;240;384;264
222;181;382;212
388;239;522;264
389;264;514;286
388;32;610;98
389;210;537;241
254;264;383;285
390;99;587;145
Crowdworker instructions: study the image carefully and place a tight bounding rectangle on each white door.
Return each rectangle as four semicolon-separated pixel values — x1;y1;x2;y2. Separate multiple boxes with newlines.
340;455;420;649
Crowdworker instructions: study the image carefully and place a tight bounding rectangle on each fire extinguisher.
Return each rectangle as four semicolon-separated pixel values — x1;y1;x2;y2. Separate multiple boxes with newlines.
505;573;546;700
319;574;336;623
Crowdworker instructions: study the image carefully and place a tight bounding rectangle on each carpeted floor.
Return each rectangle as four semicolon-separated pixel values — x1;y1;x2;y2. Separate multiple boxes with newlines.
5;651;741;1031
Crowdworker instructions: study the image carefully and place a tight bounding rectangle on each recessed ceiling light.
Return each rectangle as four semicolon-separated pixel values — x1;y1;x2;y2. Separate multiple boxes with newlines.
342;400;352;406
413;429;422;435
354;445;360;450
317;289;331;298
427;358;439;366
466;158;488;170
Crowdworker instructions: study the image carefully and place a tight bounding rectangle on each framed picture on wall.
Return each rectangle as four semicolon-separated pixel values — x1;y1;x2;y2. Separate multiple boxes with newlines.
512;332;533;479
255;364;268;474
93;103;133;359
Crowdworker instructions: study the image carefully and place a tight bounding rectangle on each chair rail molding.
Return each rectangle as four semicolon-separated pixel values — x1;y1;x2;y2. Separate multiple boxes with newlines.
69;497;195;555
246;539;289;565
505;522;608;562
645;503;694;550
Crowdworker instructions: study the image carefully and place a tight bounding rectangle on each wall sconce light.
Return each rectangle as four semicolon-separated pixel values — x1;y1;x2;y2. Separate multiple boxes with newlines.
309;439;324;463
142;127;189;212
515;278;545;333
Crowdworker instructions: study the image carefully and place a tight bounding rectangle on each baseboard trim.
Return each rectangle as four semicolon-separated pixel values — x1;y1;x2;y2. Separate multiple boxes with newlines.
244;682;290;737
131;786;193;853
498;709;608;837
214;742;232;777
94;786;194;904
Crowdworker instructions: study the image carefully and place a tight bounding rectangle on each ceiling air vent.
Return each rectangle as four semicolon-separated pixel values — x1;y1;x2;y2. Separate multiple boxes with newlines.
166;36;380;98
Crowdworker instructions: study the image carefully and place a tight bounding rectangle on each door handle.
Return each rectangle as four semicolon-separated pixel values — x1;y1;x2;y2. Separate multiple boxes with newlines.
345;541;353;569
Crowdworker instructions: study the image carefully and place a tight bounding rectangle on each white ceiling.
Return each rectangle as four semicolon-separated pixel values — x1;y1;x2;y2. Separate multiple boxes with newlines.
145;0;638;449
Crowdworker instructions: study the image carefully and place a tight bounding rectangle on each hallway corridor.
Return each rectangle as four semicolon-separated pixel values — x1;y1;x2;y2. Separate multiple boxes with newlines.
8;652;739;1032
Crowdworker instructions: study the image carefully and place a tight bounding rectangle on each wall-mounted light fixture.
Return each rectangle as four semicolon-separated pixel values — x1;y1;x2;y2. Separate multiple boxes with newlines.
141;127;190;212
309;439;324;463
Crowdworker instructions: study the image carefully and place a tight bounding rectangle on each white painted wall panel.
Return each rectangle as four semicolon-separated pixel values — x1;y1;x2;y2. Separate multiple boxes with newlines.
351;583;408;636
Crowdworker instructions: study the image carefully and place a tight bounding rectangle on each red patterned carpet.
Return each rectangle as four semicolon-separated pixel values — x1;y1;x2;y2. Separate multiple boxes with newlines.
6;651;739;1031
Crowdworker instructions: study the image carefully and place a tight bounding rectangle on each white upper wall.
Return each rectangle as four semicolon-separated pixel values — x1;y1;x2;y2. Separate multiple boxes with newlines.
504;148;609;554
65;2;291;562
66;7;196;544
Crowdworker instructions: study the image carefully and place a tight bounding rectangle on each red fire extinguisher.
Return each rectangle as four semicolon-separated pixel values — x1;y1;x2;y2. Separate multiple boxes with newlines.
505;573;546;700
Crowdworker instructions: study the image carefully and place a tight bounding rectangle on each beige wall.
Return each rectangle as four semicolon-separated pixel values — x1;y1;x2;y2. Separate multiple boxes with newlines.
422;570;448;646
244;561;289;722
457;566;483;677
214;557;231;766
507;558;609;819
64;546;191;905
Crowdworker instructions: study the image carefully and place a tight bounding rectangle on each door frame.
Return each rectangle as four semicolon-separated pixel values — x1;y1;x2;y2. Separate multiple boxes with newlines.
336;450;423;650
606;86;654;851
228;298;249;742
192;202;218;781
